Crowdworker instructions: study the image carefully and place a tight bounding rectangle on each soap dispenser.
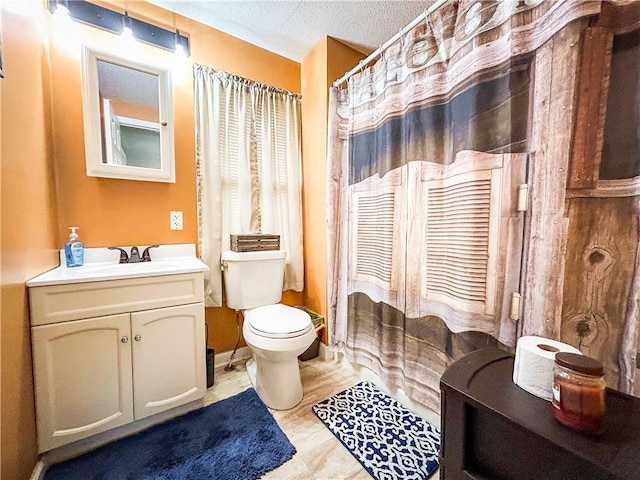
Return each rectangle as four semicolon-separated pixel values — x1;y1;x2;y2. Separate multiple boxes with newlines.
64;226;84;267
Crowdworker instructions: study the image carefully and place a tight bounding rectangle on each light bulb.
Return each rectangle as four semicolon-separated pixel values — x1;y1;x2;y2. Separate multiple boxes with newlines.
118;12;139;58
174;30;187;58
53;3;70;19
121;12;134;42
51;0;79;57
121;25;134;41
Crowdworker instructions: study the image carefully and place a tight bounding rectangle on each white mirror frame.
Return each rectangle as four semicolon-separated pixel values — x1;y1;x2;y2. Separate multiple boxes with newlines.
81;46;175;183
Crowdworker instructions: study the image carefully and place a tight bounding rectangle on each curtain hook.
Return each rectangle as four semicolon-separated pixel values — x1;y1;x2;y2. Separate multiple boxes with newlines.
423;8;431;33
399;28;405;48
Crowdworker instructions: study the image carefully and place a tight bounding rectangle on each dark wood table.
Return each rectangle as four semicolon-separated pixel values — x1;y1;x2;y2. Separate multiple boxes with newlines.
439;348;640;480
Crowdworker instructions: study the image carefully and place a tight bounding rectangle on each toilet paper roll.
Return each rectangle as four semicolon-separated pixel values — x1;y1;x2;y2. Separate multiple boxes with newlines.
513;336;582;401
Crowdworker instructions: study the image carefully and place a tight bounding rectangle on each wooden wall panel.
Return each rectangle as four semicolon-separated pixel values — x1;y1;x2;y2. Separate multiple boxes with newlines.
561;197;639;391
563;2;640;394
569;27;612;189
522;21;584;339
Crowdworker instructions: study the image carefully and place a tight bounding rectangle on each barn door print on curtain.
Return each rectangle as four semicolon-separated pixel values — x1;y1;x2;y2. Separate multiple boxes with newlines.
327;0;604;411
346;151;526;407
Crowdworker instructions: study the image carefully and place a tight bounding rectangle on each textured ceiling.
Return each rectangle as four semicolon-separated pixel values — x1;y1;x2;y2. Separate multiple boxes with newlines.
98;60;159;108
146;0;434;62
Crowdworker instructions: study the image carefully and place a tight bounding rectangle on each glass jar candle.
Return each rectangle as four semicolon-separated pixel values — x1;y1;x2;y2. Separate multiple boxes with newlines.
551;352;606;434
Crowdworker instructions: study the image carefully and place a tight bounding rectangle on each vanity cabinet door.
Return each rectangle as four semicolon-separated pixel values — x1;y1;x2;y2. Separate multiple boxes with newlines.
131;303;205;420
31;314;134;452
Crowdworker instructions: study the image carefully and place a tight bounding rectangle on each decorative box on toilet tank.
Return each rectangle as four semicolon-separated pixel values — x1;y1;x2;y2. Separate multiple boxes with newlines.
230;234;280;252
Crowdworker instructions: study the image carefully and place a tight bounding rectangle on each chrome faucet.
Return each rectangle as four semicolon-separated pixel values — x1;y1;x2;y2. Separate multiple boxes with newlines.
129;246;142;263
108;245;160;263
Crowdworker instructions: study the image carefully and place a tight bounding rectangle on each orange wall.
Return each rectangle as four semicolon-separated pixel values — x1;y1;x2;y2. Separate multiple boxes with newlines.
1;1;302;477
47;2;301;355
327;38;366;92
301;38;329;325
301;37;364;342
1;3;361;476
1;4;60;479
109;100;159;123
51;0;300;248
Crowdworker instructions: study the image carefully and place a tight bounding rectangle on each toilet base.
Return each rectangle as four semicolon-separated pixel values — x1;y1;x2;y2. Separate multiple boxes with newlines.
246;356;303;410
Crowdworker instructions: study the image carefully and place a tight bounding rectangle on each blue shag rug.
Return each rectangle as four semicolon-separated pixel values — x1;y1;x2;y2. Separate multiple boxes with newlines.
44;388;296;480
313;381;440;480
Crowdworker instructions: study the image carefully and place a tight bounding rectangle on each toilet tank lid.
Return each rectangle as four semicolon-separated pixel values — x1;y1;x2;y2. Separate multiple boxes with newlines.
221;250;286;261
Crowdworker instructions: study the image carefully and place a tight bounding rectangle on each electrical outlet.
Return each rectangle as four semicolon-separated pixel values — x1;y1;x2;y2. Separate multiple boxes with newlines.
170;211;183;230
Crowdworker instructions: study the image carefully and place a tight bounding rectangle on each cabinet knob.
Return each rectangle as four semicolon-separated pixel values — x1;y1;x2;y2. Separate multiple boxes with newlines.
121;336;129;344
134;335;142;341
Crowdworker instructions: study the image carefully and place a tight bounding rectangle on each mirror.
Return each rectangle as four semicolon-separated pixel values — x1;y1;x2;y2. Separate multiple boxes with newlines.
81;47;175;182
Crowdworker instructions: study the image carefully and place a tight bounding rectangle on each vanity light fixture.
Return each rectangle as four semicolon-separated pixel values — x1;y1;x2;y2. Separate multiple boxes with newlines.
46;0;190;57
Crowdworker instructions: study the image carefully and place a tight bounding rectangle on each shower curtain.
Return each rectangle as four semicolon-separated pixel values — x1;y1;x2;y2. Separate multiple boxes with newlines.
328;0;640;410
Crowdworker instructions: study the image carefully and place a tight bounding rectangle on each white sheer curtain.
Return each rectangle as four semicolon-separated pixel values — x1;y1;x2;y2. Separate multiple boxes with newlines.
194;64;304;307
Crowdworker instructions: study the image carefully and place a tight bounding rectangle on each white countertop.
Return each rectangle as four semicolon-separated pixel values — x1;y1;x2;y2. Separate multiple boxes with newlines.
26;244;210;287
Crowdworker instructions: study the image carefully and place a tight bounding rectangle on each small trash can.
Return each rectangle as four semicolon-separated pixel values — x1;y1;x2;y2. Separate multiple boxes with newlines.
206;347;215;388
296;307;325;361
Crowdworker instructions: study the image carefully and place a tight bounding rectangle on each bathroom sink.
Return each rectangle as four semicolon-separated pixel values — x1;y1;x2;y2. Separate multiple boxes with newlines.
26;244;209;287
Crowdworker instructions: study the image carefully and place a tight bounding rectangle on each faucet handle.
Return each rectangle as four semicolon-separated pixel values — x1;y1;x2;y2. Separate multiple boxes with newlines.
108;247;129;264
142;245;160;262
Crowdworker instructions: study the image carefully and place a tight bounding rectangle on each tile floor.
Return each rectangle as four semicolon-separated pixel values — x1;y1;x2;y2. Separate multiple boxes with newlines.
203;356;441;480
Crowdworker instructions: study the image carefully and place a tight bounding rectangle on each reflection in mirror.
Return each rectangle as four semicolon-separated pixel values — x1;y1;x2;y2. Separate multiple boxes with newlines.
81;47;175;182
98;60;161;168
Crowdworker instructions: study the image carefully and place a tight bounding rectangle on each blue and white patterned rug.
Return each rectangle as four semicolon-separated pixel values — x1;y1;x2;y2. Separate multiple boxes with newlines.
312;381;440;480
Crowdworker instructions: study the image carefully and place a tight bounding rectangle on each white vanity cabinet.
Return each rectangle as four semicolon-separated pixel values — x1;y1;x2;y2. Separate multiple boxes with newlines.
130;303;204;420
31;313;134;451
29;271;206;453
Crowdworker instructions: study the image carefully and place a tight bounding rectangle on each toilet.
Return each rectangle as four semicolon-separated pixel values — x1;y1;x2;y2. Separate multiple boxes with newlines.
221;250;316;410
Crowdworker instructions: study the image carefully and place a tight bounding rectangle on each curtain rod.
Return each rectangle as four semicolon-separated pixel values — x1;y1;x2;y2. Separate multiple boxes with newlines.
332;0;449;88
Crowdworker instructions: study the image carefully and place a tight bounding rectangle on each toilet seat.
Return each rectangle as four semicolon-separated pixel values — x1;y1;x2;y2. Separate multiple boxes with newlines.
245;304;312;339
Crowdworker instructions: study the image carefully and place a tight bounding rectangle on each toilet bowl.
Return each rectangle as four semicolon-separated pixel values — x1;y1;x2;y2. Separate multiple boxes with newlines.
243;304;315;410
220;249;315;410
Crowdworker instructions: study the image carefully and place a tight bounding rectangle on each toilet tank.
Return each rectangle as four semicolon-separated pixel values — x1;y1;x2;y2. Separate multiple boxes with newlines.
221;250;286;310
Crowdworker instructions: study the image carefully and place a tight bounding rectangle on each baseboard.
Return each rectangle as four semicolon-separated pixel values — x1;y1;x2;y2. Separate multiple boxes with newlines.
214;346;252;371
30;458;47;480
